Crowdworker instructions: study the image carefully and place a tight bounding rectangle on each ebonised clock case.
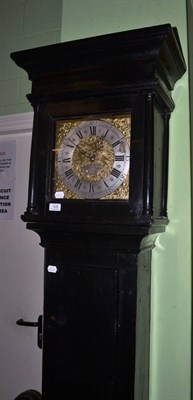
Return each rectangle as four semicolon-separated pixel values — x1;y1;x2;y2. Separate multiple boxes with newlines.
11;24;186;400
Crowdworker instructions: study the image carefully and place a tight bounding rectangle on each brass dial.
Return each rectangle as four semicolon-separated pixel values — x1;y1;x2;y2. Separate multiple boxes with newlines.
54;117;131;200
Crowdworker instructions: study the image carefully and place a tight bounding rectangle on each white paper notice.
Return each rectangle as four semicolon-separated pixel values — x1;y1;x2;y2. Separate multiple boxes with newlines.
0;140;16;220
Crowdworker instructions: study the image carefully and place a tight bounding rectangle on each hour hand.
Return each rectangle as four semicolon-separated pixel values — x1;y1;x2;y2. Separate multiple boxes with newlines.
78;147;89;157
78;146;96;162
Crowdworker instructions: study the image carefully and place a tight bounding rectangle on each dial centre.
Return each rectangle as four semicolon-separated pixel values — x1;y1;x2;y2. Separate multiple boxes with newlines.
72;136;115;182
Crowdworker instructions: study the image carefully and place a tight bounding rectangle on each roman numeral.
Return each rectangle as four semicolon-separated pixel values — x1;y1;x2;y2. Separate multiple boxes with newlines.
103;180;109;188
115;155;124;161
65;168;74;179
112;140;121;148
74;179;82;189
90;126;96;135
66;139;76;148
111;168;121;178
112;137;125;148
62;157;71;163
89;183;95;193
76;130;83;139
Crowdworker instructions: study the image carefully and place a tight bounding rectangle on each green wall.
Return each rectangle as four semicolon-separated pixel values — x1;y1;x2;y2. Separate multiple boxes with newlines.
61;1;191;400
0;0;191;399
0;0;62;115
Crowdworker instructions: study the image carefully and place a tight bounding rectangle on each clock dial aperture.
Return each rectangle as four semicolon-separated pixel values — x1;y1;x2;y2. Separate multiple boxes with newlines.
54;117;131;200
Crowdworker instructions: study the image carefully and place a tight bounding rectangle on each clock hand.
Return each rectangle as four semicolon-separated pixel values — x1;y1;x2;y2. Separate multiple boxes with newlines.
77;147;91;158
78;144;97;162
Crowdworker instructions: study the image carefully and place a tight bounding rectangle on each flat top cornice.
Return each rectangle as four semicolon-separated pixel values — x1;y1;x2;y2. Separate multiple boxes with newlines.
11;24;186;97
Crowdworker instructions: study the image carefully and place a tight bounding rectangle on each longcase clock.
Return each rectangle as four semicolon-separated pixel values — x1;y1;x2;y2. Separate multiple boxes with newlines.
11;24;186;400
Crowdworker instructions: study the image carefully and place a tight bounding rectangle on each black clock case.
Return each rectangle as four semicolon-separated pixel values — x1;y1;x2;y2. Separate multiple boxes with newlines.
11;24;186;400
